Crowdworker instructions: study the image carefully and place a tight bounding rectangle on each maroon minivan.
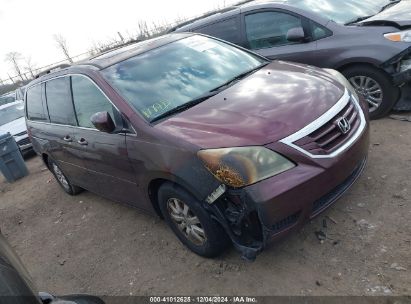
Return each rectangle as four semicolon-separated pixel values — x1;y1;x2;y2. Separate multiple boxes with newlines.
25;33;369;260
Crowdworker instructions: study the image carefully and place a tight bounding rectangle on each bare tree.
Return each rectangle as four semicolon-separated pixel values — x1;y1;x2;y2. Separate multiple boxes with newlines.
136;20;150;40
5;52;25;81
24;57;37;79
7;73;15;84
53;34;73;63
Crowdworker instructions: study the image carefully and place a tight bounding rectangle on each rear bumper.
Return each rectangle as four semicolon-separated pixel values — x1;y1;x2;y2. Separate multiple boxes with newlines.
242;120;369;245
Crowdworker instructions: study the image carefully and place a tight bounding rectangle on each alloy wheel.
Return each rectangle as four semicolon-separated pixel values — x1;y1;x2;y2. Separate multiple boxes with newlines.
349;76;383;113
53;163;70;191
167;198;207;246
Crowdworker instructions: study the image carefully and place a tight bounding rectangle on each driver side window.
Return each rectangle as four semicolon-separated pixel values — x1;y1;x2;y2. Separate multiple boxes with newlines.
71;75;116;129
245;11;303;50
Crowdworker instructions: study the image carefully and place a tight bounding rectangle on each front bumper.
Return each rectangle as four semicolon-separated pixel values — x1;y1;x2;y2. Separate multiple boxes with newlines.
246;122;369;245
14;135;33;152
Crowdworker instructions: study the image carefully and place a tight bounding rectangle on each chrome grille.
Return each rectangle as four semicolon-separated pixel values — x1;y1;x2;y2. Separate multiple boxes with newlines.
293;96;361;156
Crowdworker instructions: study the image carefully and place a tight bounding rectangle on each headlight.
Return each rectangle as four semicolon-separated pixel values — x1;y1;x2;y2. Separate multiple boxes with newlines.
384;30;411;42
198;147;295;188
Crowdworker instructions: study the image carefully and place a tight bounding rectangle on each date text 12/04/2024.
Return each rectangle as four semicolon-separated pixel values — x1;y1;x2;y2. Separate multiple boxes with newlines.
149;296;258;303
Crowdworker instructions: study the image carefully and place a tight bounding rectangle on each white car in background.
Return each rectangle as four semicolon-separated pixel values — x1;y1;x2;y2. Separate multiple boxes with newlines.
0;101;32;154
0;91;16;106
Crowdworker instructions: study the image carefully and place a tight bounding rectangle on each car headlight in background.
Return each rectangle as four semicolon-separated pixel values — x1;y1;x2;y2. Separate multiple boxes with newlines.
384;30;411;42
198;147;295;188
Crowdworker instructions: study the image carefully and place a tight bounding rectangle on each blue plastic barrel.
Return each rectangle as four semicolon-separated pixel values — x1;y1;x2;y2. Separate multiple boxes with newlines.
0;132;28;183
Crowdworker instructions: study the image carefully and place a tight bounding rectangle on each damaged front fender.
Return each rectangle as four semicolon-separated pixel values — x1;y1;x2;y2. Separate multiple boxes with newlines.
203;187;267;261
381;46;411;85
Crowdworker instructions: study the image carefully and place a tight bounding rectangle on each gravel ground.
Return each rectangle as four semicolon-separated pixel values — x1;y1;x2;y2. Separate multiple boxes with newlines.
0;117;410;296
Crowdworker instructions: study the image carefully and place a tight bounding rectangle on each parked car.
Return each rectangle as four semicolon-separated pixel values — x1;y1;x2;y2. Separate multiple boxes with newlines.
15;87;26;103
25;33;369;260
171;0;411;119
0;91;16;107
0;101;32;154
0;230;104;304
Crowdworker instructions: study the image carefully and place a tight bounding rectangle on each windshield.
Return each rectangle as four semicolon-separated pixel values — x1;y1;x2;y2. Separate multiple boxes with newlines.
102;35;266;122
0;102;25;126
287;0;393;24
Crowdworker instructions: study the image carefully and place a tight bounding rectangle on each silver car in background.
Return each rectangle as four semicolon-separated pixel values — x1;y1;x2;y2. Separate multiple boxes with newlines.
0;91;16;106
0;101;32;154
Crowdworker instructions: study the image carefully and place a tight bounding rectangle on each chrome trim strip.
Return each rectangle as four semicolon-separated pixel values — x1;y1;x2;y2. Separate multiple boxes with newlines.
280;89;366;159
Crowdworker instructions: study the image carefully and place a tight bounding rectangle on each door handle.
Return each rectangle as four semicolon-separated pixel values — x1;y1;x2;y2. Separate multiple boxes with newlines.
63;135;72;142
78;138;88;146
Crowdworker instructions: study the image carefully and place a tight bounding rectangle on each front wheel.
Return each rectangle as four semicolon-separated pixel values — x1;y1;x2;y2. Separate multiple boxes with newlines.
342;65;399;119
158;182;230;257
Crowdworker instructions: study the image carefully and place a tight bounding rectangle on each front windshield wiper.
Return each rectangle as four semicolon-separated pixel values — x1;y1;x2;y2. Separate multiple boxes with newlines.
150;91;219;123
345;0;402;25
210;61;270;93
345;15;375;25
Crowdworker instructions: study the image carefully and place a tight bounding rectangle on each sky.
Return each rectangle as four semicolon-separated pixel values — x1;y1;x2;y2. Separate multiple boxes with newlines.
0;0;238;83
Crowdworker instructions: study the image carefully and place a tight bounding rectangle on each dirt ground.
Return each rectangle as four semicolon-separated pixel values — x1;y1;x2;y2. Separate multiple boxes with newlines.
0;117;410;296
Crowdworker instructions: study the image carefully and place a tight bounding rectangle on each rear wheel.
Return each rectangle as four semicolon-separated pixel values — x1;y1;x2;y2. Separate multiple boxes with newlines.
158;182;230;257
342;65;399;119
48;159;82;195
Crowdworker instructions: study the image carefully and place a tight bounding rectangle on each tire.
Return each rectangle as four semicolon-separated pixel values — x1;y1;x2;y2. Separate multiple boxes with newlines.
158;182;230;257
48;158;82;195
342;65;399;120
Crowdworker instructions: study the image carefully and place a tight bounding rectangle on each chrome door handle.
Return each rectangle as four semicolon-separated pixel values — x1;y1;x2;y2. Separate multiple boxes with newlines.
63;135;72;142
78;138;88;146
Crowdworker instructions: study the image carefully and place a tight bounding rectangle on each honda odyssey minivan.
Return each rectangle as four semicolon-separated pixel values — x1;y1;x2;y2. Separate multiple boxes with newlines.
25;33;369;260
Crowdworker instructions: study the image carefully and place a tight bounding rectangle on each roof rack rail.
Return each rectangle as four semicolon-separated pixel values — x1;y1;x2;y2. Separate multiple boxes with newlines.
35;64;71;79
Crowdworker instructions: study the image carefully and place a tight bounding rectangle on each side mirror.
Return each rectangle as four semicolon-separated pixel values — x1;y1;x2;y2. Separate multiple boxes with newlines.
90;111;115;133
286;27;306;42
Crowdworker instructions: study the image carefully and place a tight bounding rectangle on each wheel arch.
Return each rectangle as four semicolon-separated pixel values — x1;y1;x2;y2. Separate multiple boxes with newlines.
336;61;380;73
41;153;50;169
147;177;205;218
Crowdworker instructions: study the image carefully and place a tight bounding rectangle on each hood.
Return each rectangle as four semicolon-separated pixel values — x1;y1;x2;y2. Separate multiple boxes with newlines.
0;117;27;136
157;61;345;148
360;1;411;28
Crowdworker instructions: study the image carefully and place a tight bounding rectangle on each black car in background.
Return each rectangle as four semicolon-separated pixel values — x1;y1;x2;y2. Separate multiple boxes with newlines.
172;0;411;119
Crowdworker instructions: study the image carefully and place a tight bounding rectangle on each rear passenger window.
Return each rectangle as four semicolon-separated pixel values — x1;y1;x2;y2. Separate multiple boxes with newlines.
71;75;116;129
194;18;241;44
45;77;76;125
26;85;48;122
245;11;303;49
